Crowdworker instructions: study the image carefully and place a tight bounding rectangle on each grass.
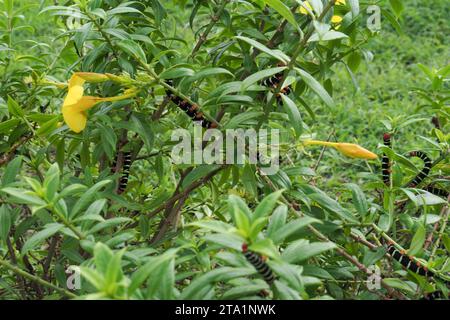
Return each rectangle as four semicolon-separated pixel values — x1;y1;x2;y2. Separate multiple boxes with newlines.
311;0;449;183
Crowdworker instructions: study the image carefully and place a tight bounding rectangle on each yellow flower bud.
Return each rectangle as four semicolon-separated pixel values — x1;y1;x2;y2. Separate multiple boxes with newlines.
304;140;378;160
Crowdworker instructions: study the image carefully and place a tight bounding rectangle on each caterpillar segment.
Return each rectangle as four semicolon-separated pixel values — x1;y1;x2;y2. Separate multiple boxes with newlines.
386;244;431;277
382;133;392;186
408;151;432;187
165;80;218;129
112;152;132;194
261;72;292;105
242;243;275;285
424;185;449;198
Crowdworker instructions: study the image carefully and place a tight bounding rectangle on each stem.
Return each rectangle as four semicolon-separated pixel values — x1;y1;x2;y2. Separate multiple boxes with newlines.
430;200;449;259
190;0;230;58
0;257;76;299
260;0;337;126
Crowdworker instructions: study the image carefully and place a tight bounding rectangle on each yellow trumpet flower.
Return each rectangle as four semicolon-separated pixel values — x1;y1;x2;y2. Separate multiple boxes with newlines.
304;140;378;160
62;72;137;133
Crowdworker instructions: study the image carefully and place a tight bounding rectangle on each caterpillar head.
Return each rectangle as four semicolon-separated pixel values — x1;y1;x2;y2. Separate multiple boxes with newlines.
242;243;248;252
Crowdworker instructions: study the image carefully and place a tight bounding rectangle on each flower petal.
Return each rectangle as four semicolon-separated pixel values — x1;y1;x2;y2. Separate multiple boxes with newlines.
62;105;88;133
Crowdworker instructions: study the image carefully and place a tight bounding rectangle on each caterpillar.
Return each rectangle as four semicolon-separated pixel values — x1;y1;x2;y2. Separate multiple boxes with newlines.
261;71;292;105
382;133;391;186
424;185;449;198
112;151;132;194
242;243;275;285
408;151;432;188
386;243;431;277
165;80;218;129
422;291;448;300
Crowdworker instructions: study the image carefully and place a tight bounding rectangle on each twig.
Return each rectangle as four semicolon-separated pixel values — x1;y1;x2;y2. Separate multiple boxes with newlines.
430;198;449;259
191;0;230;59
0;257;76;299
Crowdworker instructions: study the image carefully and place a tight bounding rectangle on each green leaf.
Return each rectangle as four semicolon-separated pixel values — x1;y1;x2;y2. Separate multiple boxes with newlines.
235;36;290;64
43;163;60;202
294;68;334;108
348;0;360;18
131;113;154;152
179;267;255;299
70;180;112;218
128;249;178;296
267;205;287;240
248;238;279;259
225;111;263;129
0;118;21;134
263;0;299;30
345;183;368;216
21;223;63;255
94;242;114;274
108;6;142;16
282;240;337;263
189;67;234;82
300;185;358;223
160;67;194;79
408;224;426;256
1;188;46;206
1;156;23;186
272;217;321;245
7;96;24;118
228;195;251;236
181;165;222;190
0;205;11;242
253;190;284;221
281;94;303;137
383;278;415;294
389;0;404;18
187;220;232;234
117;39;147;63
84;199;107;218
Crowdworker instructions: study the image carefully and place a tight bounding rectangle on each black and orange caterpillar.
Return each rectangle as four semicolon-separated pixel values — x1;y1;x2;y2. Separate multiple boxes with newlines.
424;185;449;198
242;243;275;285
112;151;132;194
386;243;431;277
261;69;292;105
408;151;432;188
382;133;392;186
165;80;218;129
422;291;449;300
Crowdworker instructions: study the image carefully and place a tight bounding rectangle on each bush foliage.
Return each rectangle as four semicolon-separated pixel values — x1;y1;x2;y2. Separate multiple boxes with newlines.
0;0;448;300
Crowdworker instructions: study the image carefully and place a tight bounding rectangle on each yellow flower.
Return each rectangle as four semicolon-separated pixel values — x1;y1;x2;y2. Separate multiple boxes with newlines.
304;140;378;160
62;72;137;133
331;15;343;24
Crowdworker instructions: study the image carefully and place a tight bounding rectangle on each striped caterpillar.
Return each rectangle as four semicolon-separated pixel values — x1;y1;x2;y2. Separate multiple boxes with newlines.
382;133;391;186
112;151;132;194
386;243;431;277
242;243;275;285
408;151;432;187
424;185;449;198
165;80;218;129
261;71;292;105
422;291;448;300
